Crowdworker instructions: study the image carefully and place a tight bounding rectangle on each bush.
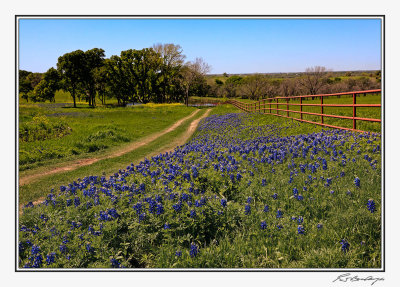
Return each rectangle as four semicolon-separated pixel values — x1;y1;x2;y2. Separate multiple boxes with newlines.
19;116;71;143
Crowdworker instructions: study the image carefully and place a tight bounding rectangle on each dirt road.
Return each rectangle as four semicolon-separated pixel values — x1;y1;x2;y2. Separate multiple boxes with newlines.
19;109;210;186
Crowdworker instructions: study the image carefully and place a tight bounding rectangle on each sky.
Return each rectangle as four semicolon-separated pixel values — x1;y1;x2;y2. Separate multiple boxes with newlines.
18;18;382;74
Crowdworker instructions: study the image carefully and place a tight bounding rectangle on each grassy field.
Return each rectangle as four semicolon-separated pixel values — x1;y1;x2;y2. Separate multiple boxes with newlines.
19;108;208;205
231;93;382;133
19;90;120;106
18;104;381;269
19;102;195;172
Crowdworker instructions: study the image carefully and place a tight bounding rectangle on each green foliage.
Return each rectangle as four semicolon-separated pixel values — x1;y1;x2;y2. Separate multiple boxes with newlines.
215;79;223;86
18;109;381;268
19;115;71;143
225;75;243;85
31;68;61;102
18;104;195;171
57;50;86;107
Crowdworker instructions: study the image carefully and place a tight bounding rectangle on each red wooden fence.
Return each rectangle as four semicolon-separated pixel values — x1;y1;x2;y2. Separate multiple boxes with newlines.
227;89;381;133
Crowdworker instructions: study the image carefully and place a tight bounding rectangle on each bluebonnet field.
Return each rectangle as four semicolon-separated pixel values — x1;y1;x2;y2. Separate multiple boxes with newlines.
19;107;381;268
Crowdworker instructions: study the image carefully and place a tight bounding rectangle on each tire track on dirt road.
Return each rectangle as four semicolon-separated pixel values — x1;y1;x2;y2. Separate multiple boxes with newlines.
19;109;201;186
19;109;212;213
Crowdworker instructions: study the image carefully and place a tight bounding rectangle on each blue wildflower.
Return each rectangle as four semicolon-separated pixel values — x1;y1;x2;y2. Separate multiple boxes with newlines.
297;225;305;235
262;179;267;186
110;258;121;268
190;243;199;258
59;244;67;254
139;213;146;222
86;243;94;254
74;197;80;207
340;239;350;253
156;204;164;215
263;205;269;212
31;245;40;255
260;221;267;230
297;216;303;224
367;199;376;213
244;204;251;215
24;202;34;208
32;254;43;268
173;201;183;212
175;251;182;257
354;177;361;188
46;252;56;265
220;198;227;208
276;209;283;218
292;187;299;198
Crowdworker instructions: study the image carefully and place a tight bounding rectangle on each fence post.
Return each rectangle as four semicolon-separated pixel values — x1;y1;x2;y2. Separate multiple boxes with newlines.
286;98;289;117
321;95;324;124
269;99;271;114
300;97;303;120
276;98;279;115
259;100;261;113
262;99;265;114
353;93;356;130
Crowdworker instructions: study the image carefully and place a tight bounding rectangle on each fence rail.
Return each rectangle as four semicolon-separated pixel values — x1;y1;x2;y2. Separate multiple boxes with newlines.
227;89;381;133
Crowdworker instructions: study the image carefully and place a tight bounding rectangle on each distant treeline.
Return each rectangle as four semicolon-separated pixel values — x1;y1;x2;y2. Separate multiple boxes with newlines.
19;45;381;107
19;44;210;107
207;67;381;100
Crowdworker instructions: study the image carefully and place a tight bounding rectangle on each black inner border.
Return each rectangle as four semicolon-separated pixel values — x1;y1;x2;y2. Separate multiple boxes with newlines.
14;15;385;273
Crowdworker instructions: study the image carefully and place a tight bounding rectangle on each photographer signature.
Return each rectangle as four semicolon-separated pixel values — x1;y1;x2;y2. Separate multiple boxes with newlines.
333;273;384;285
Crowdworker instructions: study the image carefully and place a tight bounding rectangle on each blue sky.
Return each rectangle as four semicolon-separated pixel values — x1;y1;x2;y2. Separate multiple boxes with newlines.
18;18;382;74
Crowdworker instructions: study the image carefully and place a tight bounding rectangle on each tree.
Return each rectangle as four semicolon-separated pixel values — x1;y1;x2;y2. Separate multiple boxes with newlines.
299;66;329;95
19;70;33;102
26;73;43;89
122;48;163;103
81;48;106;107
280;78;300;98
104;48;163;105
93;65;108;105
215;79;224;86
240;74;272;100
152;43;186;103
180;58;211;106
105;55;132;105
32;67;61;102
57;50;86;108
224;75;243;98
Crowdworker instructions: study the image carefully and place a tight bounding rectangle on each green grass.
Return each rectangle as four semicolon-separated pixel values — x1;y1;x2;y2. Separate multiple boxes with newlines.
19;90;120;105
19;108;208;205
19;103;195;172
231;93;381;133
19;106;381;268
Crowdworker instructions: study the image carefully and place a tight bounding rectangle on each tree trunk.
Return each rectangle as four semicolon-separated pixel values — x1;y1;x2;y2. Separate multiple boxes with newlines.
72;86;76;108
